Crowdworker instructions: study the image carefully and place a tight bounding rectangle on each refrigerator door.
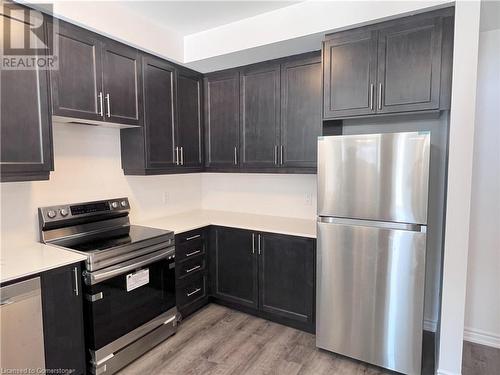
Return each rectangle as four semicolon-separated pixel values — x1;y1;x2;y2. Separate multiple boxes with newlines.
316;220;426;375
318;132;430;224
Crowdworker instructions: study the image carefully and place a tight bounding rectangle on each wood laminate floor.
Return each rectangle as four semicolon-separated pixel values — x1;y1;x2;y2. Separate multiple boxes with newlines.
118;304;433;375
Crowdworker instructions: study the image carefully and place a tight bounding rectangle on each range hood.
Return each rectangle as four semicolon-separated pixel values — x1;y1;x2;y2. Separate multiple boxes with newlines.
52;116;140;129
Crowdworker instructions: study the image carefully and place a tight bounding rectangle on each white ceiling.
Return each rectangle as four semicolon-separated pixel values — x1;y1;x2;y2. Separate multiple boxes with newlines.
121;1;301;36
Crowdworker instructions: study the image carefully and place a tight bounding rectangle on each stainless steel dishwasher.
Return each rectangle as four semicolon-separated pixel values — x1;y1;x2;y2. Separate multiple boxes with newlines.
0;277;46;370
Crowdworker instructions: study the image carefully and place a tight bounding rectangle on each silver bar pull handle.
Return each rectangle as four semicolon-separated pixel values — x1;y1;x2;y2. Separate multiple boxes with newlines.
187;288;201;297
274;145;278;165
234;146;238;165
258;234;261;255
180;146;184;166
252;233;255;254
369;84;374;110
185;234;200;241
175;147;179;165
378;83;383;110
73;267;79;296
185;249;201;257
105;93;111;117
280;145;284;166
98;92;104;116
186;265;201;273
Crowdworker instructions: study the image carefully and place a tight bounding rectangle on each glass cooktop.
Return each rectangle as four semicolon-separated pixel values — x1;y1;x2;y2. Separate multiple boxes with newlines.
68;225;171;253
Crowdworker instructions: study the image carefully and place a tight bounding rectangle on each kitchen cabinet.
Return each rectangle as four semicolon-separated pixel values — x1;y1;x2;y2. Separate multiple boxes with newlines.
1;11;53;182
41;263;86;375
210;227;258;309
176;68;203;169
322;8;453;119
51;19;142;127
209;226;316;332
240;63;281;169
204;70;240;169
280;55;322;169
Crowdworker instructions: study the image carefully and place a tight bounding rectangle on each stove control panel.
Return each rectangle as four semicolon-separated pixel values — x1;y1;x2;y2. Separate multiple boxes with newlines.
39;198;130;223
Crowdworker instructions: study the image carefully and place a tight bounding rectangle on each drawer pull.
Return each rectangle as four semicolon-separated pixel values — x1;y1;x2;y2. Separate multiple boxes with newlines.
186;265;201;273
185;250;201;257
185;234;201;241
187;288;201;297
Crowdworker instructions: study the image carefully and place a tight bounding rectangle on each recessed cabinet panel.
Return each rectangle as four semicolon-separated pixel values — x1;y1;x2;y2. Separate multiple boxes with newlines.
50;20;103;121
102;42;141;126
205;71;240;168
323;31;378;118
281;56;322;168
143;57;176;168
240;65;280;168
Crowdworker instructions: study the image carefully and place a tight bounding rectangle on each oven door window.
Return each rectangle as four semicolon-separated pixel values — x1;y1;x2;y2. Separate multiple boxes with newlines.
84;258;175;350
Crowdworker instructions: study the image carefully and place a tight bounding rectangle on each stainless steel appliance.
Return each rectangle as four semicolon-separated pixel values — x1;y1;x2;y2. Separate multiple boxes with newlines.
0;278;46;370
39;198;177;375
316;132;430;375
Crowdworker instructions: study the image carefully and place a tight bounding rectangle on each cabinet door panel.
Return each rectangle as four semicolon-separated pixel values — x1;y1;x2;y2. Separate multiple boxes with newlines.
1;10;53;181
212;227;257;308
240;65;280;168
143;56;176;168
377;17;442;113
281;55;321;169
102;41;141;126
259;234;315;326
204;71;240;168
41;264;86;375
323;30;378;118
177;70;203;168
50;20;103;121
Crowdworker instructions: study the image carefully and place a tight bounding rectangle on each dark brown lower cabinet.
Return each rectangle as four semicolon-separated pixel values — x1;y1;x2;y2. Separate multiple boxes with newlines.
41;263;86;375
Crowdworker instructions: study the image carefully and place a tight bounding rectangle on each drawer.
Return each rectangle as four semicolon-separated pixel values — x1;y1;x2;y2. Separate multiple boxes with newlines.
176;229;206;245
177;255;206;279
177;238;205;260
177;274;207;308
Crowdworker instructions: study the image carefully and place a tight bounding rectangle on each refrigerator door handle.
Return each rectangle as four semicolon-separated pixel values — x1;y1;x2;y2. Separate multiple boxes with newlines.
318;216;426;232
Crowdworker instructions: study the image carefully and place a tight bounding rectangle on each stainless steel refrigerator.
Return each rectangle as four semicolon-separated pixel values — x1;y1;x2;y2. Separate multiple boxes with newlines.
316;132;430;375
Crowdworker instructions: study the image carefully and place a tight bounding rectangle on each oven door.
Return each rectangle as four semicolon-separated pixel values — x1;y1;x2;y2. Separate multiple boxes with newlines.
83;247;176;351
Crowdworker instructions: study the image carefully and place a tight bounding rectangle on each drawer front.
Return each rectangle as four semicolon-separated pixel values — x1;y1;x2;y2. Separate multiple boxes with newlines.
177;238;205;260
177;255;206;279
177;274;207;308
176;229;205;245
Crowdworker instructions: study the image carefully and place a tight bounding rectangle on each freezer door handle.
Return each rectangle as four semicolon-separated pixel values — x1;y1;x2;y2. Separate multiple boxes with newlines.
318;217;426;232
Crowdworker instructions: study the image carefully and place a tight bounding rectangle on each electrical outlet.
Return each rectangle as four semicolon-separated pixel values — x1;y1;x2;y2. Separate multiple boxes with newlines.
305;192;313;206
162;192;169;205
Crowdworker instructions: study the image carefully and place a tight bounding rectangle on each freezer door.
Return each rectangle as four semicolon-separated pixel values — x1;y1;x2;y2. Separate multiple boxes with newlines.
316;221;426;375
318;132;430;224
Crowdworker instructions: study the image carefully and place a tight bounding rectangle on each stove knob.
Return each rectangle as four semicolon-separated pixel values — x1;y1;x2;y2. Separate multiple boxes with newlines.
120;200;128;207
111;202;119;209
60;208;69;217
47;210;57;219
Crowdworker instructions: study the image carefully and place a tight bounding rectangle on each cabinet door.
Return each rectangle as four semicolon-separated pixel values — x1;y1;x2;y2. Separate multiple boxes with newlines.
240;64;280;168
1;12;53;182
41;264;86;375
323;30;378;118
280;55;322;169
142;55;176;169
50;20;103;122
259;233;315;328
211;227;257;308
102;41;141;126
204;71;240;168
377;16;443;113
176;69;203;168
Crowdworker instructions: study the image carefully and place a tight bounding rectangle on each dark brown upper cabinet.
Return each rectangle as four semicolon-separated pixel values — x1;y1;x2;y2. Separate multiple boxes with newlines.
240;63;281;169
51;20;141;127
1;10;54;182
204;70;240;169
176;68;203;169
280;54;322;169
322;8;453;120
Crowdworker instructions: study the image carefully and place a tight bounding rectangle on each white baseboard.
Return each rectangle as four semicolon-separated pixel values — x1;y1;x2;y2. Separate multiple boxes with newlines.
436;369;460;375
463;327;500;348
424;319;437;332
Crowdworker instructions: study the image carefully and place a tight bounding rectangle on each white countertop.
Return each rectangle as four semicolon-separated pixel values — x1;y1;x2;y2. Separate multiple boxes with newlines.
0;243;87;284
139;210;317;238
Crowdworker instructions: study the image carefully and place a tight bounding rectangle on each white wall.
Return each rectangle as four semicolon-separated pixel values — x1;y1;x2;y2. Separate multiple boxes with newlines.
201;173;316;219
0;123;201;248
464;28;500;349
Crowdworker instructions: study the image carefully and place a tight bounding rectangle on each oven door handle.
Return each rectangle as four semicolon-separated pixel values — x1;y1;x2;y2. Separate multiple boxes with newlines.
85;247;174;285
